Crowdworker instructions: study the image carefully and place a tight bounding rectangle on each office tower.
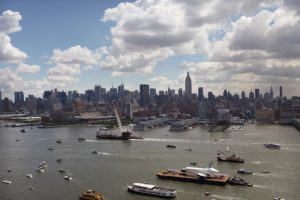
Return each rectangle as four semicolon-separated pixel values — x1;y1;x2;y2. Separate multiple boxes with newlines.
249;90;254;100
0;90;2;101
198;87;204;100
14;91;24;107
0;90;2;111
178;88;183;97
279;86;283;97
185;72;192;98
118;84;125;99
95;85;101;102
223;89;228;97
150;88;157;96
241;91;246;99
255;89;260;99
85;90;95;102
208;92;215;101
139;84;150;106
270;86;273;100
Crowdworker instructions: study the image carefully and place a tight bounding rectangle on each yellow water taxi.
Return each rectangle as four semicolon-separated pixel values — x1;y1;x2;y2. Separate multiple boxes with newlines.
79;190;104;200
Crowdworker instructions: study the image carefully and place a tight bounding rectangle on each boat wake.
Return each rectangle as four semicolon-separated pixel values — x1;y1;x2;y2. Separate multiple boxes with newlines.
212;194;247;200
140;138;213;144
250;160;262;165
96;152;112;156
36;138;57;141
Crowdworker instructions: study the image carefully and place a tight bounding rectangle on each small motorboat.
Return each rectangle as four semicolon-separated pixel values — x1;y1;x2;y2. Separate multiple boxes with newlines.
91;151;98;154
79;190;104;200
237;168;253;174
190;162;197;166
26;174;33;178
36;167;45;173
59;169;66;174
166;144;176;148
185;147;192;151
56;158;63;163
229;176;252;186
273;197;286;200
48;147;54;150
56;139;62;144
263;143;281;149
7;169;12;173
20;129;27;133
39;161;47;168
78;135;86;141
2;180;12;184
64;174;72;181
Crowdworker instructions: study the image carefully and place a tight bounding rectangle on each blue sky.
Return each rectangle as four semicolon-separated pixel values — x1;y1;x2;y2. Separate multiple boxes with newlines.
0;0;300;98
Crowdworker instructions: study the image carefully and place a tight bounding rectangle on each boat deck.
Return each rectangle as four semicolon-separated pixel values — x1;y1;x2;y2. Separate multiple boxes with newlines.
157;170;230;186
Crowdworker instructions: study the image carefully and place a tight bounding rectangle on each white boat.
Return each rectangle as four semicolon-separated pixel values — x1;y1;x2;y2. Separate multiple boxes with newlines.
36;167;45;173
78;135;86;141
226;146;230;152
2;180;12;184
26;173;33;178
64;174;72;180
264;143;281;149
127;183;176;198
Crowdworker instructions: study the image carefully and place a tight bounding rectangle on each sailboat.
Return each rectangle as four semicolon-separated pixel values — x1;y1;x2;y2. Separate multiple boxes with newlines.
96;104;143;140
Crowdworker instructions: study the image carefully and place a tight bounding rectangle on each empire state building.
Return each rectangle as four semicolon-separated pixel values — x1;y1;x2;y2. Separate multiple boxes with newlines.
185;71;192;98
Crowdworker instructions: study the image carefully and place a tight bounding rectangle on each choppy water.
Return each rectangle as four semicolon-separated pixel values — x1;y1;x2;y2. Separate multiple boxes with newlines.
0;123;300;200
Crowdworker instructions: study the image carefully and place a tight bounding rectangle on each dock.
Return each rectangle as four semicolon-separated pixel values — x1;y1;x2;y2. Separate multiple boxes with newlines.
156;169;230;186
134;117;170;131
169;117;199;132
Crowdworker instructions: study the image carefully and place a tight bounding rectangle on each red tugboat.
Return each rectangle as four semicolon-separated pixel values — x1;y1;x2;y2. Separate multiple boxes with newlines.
217;151;244;163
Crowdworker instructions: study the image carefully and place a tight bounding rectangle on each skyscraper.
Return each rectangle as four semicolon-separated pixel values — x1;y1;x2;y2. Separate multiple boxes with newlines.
139;84;150;107
118;84;125;99
185;72;192;98
198;87;204;100
95;85;101;102
255;89;260;99
279;86;283;97
14;91;24;107
270;86;273;100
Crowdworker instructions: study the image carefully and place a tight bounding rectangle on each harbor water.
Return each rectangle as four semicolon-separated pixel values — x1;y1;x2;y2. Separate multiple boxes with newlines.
0;124;300;200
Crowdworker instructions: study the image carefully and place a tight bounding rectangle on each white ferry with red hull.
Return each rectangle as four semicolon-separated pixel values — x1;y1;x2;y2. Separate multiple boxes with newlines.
127;183;176;198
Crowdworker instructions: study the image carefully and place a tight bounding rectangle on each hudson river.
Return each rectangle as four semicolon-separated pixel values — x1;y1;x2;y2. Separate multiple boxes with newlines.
1;123;300;200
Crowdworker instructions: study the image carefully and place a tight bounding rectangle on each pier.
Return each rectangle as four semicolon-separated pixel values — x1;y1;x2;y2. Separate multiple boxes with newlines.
169;117;199;132
292;118;300;131
134;118;170;131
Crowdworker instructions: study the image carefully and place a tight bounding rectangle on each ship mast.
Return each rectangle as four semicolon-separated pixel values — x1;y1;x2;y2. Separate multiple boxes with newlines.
113;104;124;133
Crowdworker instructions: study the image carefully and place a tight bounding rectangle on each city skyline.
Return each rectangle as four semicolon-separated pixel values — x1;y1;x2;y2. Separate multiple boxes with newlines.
1;0;300;99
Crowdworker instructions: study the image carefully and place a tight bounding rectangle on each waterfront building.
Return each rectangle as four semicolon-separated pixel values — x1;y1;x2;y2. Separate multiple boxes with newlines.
140;84;150;107
185;72;192;99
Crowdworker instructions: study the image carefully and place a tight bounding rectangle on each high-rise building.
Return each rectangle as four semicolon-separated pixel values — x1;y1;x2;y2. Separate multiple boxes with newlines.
198;87;204;100
178;88;183;97
255;89;260;99
223;89;228;97
249;90;254;100
139;84;150;107
270;86;273;100
0;90;2;101
118;84;125;99
279;86;283;97
241;91;246;99
14;91;24;108
185;72;192;98
150;88;157;96
95;85;101;102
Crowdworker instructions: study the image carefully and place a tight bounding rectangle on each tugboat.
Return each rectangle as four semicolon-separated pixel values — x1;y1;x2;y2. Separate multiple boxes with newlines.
127;182;176;198
237;168;253;174
96;105;143;140
217;151;244;163
229;176;253;186
264;143;281;149
79;190;104;200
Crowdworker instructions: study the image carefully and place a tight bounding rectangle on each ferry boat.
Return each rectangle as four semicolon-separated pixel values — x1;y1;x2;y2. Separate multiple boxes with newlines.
79;190;104;200
217;151;244;163
127;183;176;198
263;143;281;149
96;105;143;140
